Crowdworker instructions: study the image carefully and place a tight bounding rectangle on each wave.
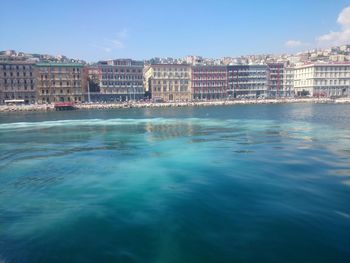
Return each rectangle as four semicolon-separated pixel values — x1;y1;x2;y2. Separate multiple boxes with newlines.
0;118;276;131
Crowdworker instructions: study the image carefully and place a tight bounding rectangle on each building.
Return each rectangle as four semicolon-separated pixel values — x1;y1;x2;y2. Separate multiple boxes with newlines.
36;62;86;104
144;64;191;102
191;65;227;100
227;65;268;98
294;63;350;97
85;66;101;102
184;55;204;65
329;54;346;62
282;66;294;97
267;63;284;98
98;59;144;101
0;61;36;104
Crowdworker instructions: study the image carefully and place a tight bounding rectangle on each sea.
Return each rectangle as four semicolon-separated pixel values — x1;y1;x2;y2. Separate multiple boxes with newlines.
0;103;350;263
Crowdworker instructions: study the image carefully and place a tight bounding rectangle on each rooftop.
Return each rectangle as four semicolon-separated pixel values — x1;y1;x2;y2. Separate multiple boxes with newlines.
35;62;84;67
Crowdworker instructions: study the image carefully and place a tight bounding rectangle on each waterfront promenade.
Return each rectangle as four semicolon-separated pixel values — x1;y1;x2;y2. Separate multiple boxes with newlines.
1;97;350;112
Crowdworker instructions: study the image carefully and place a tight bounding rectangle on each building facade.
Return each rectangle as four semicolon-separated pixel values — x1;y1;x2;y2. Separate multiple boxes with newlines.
85;66;101;102
282;66;294;97
144;64;191;102
98;59;144;102
294;63;350;97
191;65;227;100
0;62;36;104
267;63;284;98
36;63;85;104
227;65;268;98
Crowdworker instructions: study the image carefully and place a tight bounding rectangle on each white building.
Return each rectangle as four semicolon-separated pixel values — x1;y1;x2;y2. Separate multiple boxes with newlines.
294;63;350;97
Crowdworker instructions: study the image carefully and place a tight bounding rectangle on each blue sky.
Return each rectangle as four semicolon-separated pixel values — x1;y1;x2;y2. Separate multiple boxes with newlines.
0;0;350;62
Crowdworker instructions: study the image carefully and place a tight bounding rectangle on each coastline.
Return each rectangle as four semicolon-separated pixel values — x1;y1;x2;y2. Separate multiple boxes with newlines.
1;97;350;113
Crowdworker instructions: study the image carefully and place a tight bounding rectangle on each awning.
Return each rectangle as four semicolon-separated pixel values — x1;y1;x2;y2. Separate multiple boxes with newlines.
4;99;25;103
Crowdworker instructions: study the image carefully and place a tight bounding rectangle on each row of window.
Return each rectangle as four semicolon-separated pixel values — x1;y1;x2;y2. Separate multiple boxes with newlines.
296;79;350;85
315;73;350;77
298;66;350;72
39;67;81;73
228;81;267;85
152;86;189;92
101;81;142;86
3;94;35;99
315;79;350;85
153;68;188;72
192;76;226;80
40;74;80;79
1;65;33;70
153;80;189;85
2;79;34;84
228;70;267;74
2;86;34;90
101;88;144;93
193;89;227;93
192;71;227;74
153;72;189;77
41;89;82;94
3;72;33;77
39;81;81;86
101;68;142;73
102;75;142;80
231;86;267;90
192;83;226;87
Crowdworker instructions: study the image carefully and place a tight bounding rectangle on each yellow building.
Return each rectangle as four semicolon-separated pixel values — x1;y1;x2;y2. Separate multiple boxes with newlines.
144;64;191;102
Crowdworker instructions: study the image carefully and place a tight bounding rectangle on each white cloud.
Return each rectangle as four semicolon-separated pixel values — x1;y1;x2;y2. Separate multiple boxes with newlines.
107;28;128;49
317;6;350;47
337;6;350;27
285;40;304;48
109;39;124;49
91;29;128;53
117;28;128;39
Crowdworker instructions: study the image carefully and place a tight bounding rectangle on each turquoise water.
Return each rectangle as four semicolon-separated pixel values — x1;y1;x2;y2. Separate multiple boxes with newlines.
0;104;350;263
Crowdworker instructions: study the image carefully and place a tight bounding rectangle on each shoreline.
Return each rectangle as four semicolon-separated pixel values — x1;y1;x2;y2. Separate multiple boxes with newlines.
1;97;350;113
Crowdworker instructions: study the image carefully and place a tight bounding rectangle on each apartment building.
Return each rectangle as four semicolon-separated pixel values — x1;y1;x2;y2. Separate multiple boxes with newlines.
144;64;191;102
191;65;227;100
267;63;284;98
98;59;144;101
0;62;36;104
227;65;268;98
294;63;350;97
283;67;294;97
36;62;85;104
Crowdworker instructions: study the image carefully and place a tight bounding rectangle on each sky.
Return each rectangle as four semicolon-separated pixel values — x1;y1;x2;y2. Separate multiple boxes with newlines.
1;0;350;62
